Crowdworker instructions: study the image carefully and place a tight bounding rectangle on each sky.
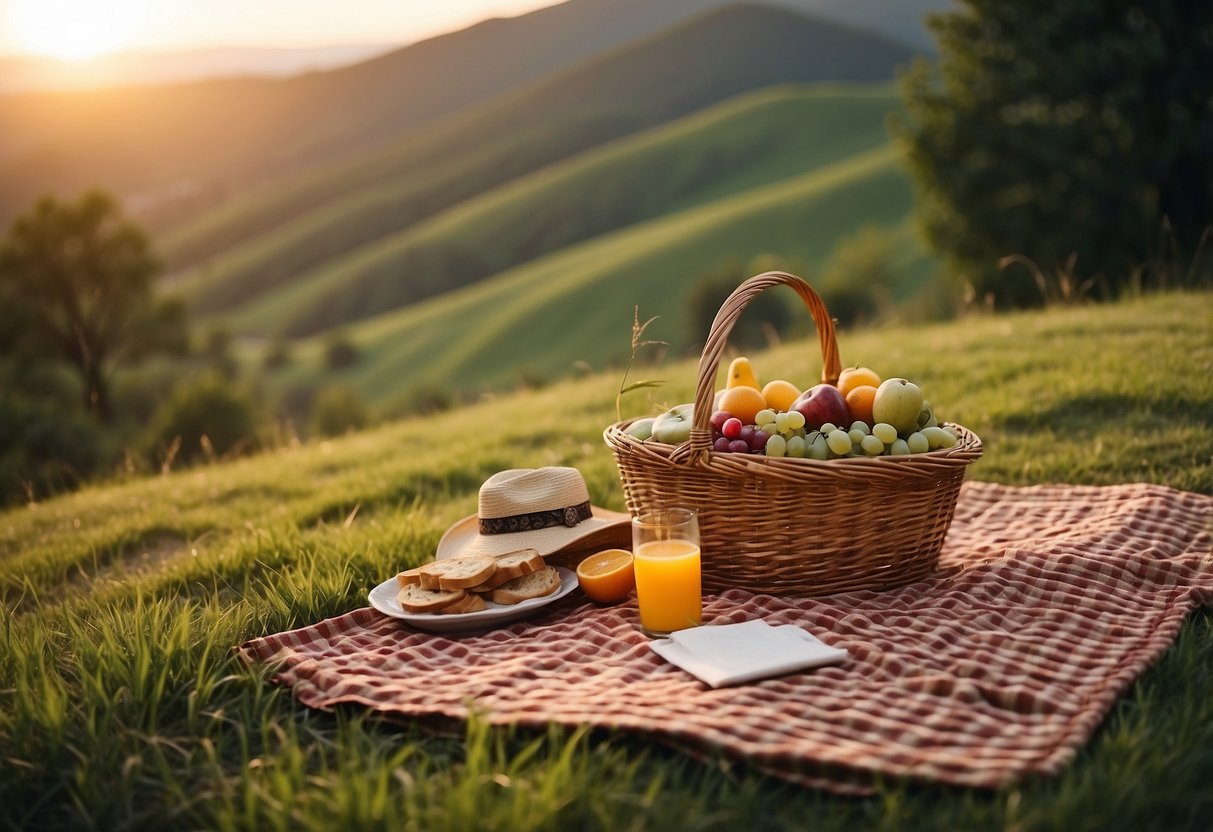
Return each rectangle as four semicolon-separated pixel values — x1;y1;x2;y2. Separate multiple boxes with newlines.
0;0;558;59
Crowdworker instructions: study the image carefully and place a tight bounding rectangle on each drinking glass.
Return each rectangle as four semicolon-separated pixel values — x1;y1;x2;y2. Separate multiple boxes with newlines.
631;508;701;636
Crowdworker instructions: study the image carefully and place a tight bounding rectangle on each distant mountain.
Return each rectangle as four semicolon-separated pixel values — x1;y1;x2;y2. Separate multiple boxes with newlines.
0;0;948;228
0;45;395;94
161;4;916;331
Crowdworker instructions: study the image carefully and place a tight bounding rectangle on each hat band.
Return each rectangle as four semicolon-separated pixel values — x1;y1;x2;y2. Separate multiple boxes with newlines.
478;500;592;535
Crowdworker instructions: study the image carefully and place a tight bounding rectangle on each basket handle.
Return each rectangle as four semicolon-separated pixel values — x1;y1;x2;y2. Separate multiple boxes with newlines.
689;271;841;455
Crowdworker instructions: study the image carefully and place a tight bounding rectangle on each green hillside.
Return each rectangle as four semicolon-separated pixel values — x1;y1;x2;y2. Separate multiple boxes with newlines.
0;0;941;230
258;143;923;402
2;291;1211;829
0;0;762;227
160;4;917;277
192;84;902;335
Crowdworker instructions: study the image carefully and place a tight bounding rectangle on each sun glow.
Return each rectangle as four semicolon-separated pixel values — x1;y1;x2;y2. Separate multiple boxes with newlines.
11;0;150;61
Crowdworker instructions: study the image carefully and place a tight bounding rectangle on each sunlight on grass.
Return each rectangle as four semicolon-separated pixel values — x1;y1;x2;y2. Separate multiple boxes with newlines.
1;290;1211;829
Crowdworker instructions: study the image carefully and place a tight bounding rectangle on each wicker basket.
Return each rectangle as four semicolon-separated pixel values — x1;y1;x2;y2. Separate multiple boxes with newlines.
604;271;982;597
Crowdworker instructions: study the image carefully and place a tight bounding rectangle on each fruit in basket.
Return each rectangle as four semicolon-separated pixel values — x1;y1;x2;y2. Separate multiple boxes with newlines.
722;417;743;439
917;401;938;430
844;384;877;425
625;417;655;440
765;434;787;457
718;386;766;424
825;428;853;456
860;434;884;456
726;356;760;389
872;378;924;435
871;422;898;445
792;384;850;429
761;379;800;411
836;366;882;397
652;403;694;443
907;431;930;454
921;426;957;449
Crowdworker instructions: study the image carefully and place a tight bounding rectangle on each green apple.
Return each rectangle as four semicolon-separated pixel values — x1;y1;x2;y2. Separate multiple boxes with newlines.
625;417;656;440
872;378;924;435
651;403;694;444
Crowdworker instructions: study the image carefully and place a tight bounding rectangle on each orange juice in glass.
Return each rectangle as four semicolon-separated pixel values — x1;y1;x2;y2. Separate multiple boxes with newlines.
632;508;701;636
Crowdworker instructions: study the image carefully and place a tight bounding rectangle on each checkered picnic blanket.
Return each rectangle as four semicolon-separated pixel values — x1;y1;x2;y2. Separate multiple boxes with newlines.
238;482;1213;793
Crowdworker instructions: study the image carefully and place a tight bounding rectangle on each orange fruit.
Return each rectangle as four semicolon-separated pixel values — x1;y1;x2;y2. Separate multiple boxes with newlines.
576;549;635;604
837;367;882;398
845;385;878;425
761;379;801;411
717;385;767;424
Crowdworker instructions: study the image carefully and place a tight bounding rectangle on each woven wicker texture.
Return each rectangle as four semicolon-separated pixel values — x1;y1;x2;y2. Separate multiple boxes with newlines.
605;271;982;596
240;481;1213;794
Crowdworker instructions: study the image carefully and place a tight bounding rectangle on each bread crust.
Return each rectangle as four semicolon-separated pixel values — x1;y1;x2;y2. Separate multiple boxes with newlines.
418;555;497;590
395;567;425;588
466;548;544;593
397;583;466;613
491;566;561;605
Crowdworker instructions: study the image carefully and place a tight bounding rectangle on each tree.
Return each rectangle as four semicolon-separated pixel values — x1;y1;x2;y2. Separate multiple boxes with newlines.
686;256;794;351
0;191;161;420
895;1;1213;305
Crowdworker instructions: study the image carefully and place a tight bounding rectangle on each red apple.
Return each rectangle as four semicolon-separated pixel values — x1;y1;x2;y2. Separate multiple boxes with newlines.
792;383;851;430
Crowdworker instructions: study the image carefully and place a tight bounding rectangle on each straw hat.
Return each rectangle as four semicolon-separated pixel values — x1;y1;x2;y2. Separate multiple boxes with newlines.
436;467;631;560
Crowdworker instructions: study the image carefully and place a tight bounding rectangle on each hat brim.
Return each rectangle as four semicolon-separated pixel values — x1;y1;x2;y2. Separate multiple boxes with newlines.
436;505;632;561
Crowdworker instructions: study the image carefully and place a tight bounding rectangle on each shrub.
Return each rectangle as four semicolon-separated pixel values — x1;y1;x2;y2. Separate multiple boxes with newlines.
262;337;292;370
381;384;456;420
685;256;794;351
145;372;260;466
324;332;360;370
0;394;113;505
817;226;900;328
309;385;369;437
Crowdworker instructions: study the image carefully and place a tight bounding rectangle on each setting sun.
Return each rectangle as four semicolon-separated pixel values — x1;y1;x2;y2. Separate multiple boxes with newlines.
11;0;149;60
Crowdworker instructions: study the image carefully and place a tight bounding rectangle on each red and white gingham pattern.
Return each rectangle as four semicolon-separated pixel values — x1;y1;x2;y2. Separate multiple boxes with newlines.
239;482;1213;793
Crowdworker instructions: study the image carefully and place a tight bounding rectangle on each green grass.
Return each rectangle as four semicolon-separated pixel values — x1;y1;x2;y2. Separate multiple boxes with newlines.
2;290;1211;829
183;84;903;334
254;143;925;403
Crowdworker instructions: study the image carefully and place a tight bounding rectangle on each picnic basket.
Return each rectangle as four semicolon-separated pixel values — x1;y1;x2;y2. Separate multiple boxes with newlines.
604;271;982;597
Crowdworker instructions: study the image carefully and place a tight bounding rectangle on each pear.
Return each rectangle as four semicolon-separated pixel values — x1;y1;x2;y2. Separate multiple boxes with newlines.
726;356;760;390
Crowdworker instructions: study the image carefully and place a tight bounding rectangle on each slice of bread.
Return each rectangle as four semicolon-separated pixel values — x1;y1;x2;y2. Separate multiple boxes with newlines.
419;555;497;590
467;548;544;593
397;583;467;613
491;565;561;605
395;566;425;588
437;592;487;614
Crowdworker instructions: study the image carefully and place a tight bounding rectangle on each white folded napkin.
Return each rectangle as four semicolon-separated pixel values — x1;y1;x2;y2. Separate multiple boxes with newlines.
649;619;848;688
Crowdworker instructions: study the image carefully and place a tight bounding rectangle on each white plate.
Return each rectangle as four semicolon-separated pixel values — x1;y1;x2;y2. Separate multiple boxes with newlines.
368;567;578;634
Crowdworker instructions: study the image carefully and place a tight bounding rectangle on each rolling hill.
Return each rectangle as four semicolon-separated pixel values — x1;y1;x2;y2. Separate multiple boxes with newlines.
259;141;926;403
188;84;904;336
0;0;948;231
160;3;918;287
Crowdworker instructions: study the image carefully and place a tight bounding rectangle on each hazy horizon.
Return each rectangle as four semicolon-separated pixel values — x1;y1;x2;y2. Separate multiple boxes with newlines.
0;0;557;60
0;0;563;93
